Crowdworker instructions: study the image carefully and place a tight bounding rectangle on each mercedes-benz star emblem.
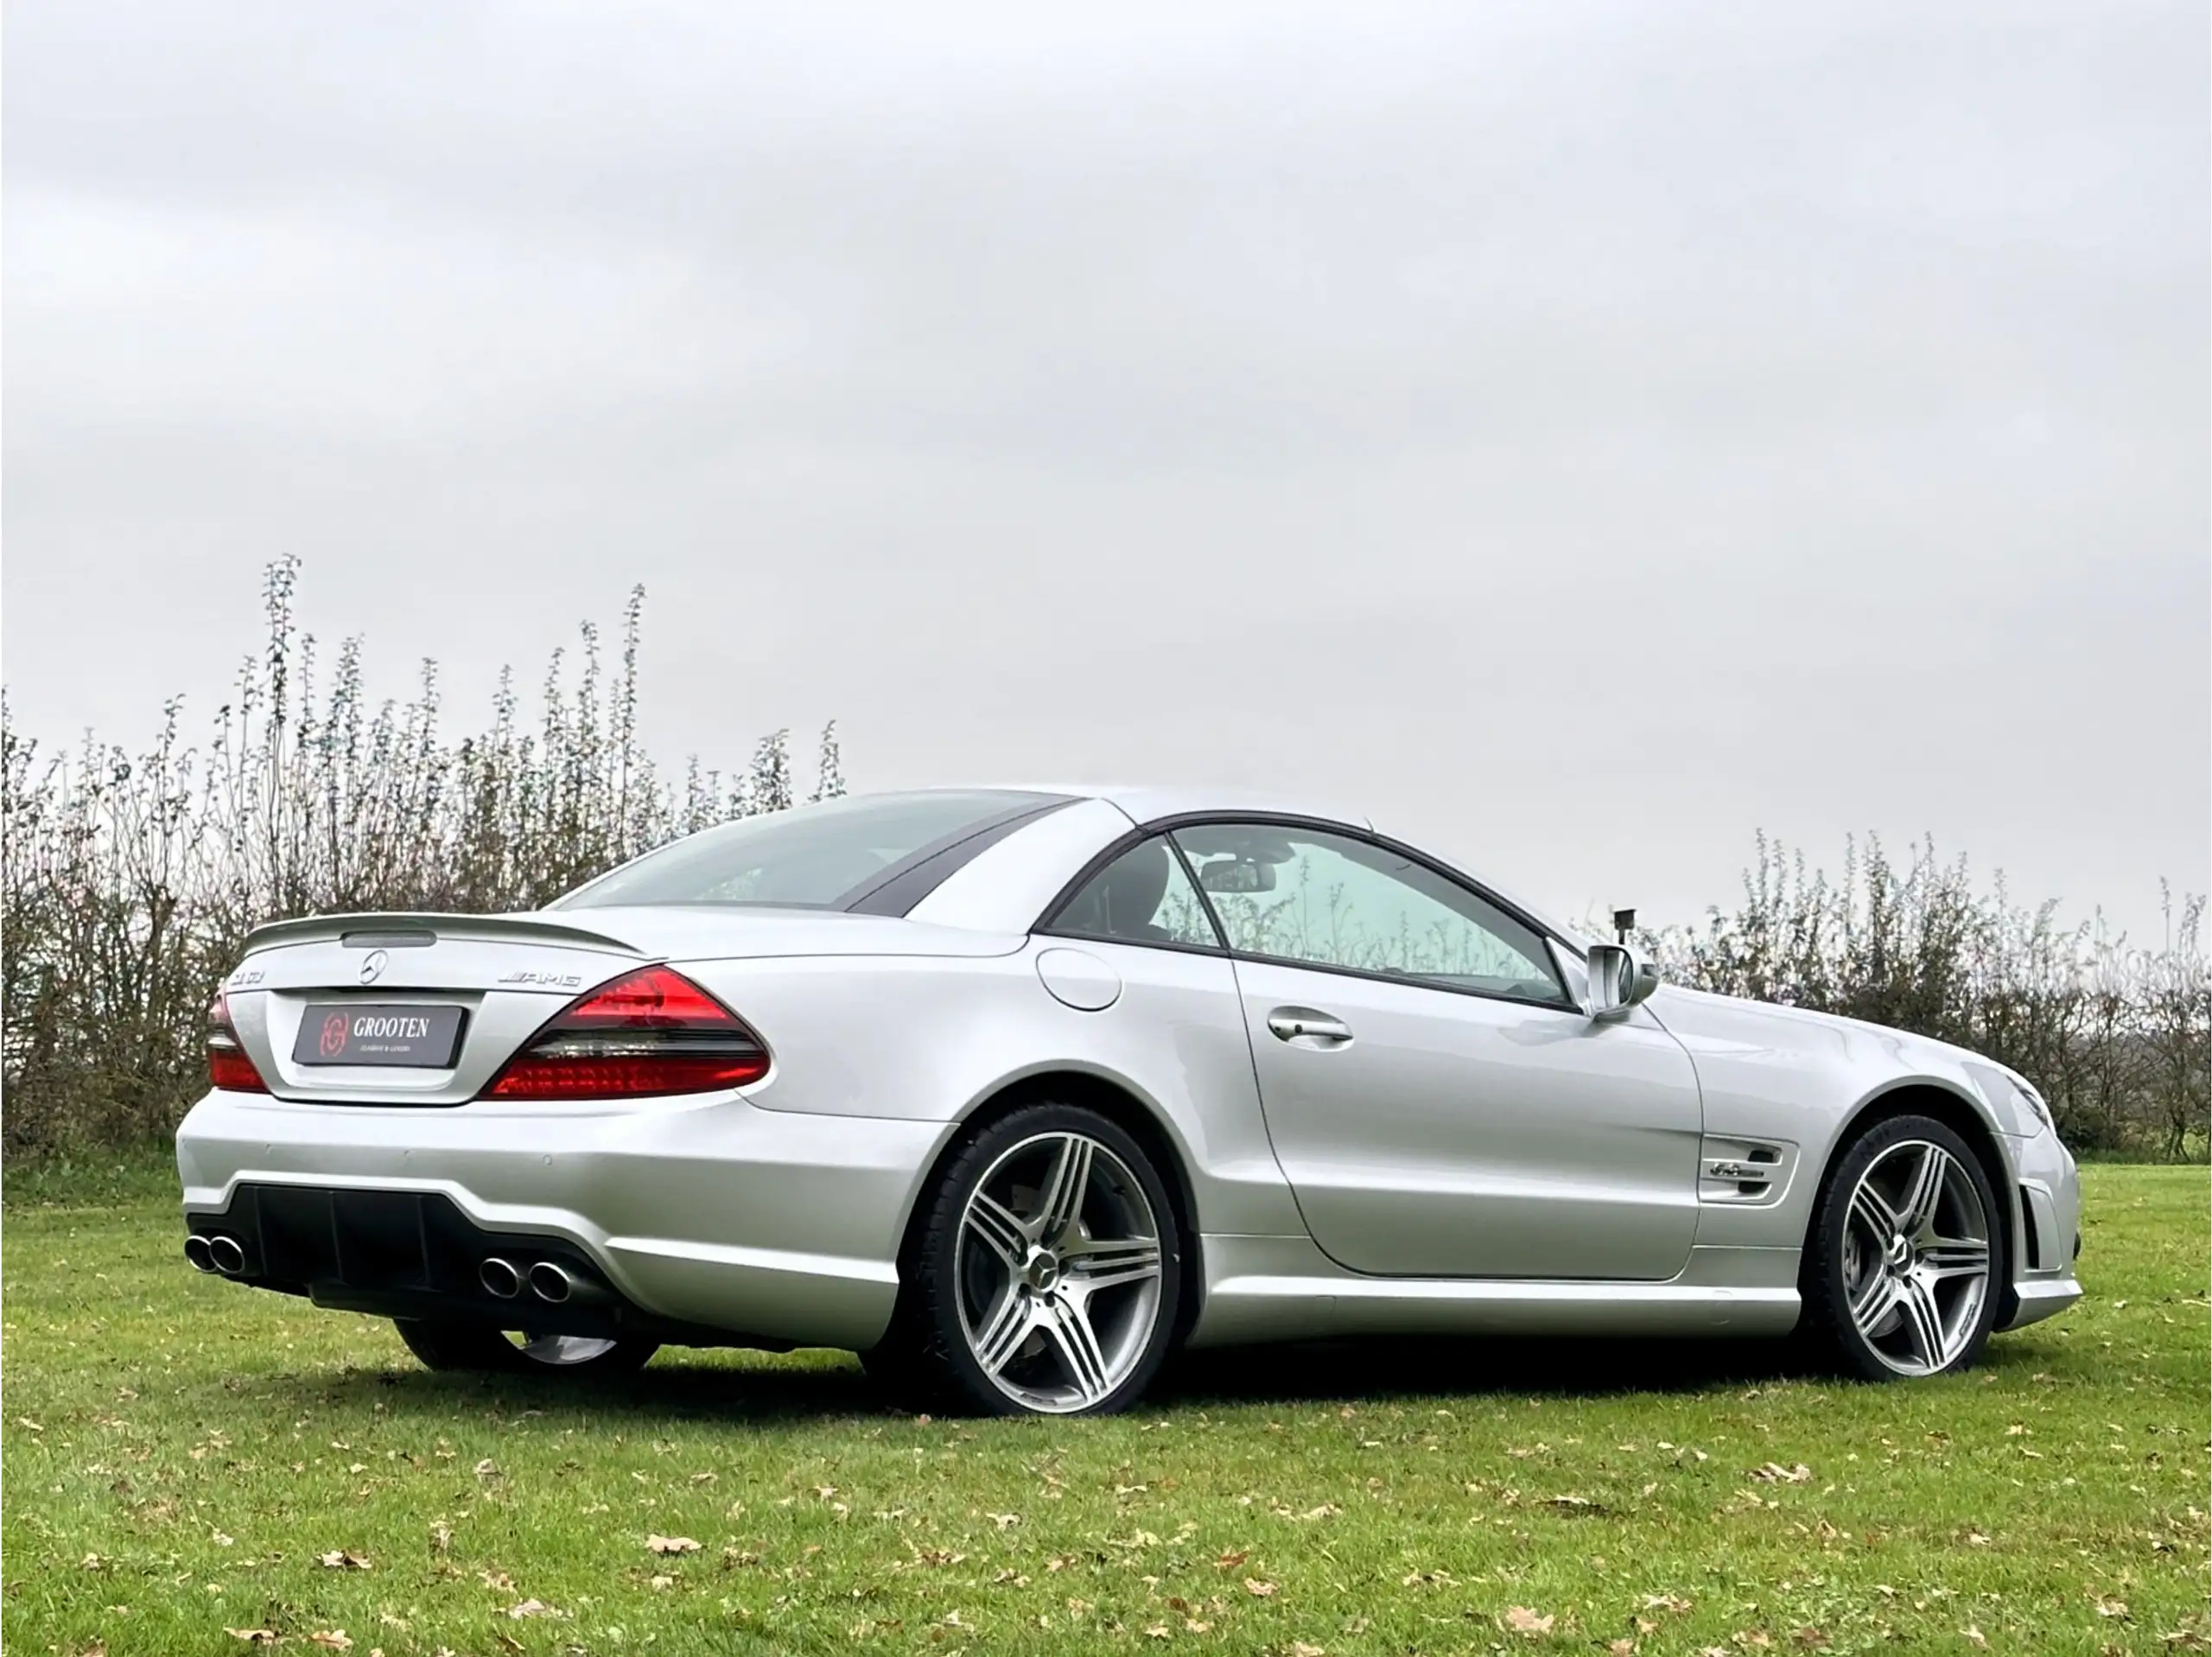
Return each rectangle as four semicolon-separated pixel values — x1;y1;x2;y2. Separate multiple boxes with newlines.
358;949;389;986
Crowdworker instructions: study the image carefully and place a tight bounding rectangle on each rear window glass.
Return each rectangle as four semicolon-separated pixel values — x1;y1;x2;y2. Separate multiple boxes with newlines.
558;790;1065;911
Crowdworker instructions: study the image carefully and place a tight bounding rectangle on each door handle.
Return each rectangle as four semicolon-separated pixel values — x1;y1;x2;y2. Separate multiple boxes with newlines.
1267;1007;1353;1046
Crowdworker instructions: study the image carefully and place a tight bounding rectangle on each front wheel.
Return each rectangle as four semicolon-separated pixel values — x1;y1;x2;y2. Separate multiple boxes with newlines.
393;1319;659;1375
873;1104;1184;1416
1802;1114;2003;1381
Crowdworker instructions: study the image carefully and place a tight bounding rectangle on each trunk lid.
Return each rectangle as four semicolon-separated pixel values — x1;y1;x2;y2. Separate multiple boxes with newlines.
222;906;1022;1106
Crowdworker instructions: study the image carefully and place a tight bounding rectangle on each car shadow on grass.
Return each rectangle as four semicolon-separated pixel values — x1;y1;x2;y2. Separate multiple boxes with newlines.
257;1328;1986;1427
1159;1333;1827;1406
263;1311;2070;1425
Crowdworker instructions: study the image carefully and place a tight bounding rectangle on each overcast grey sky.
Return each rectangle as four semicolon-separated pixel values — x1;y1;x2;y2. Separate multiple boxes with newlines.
5;1;2206;936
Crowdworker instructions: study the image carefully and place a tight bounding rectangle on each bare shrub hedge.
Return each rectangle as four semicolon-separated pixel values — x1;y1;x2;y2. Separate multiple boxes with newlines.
1644;835;2208;1160
2;559;840;1159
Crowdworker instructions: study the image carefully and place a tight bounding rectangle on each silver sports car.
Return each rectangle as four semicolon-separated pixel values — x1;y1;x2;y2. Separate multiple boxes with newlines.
178;786;2082;1415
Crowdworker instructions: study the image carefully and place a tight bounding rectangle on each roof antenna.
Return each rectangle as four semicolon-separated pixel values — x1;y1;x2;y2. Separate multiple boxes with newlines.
1612;907;1637;945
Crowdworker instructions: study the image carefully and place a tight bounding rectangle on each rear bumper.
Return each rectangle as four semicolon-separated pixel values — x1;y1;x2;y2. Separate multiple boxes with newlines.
176;1088;956;1351
187;1184;751;1347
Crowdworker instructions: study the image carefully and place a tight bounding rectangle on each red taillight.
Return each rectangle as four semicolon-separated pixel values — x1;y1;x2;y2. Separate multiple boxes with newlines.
481;966;770;1101
207;990;270;1094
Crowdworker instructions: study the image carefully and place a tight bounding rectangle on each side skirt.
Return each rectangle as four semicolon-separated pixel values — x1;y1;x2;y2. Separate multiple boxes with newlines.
1187;1237;1802;1348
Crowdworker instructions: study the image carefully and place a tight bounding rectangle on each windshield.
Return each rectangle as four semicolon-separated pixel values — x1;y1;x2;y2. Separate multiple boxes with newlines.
558;790;1066;911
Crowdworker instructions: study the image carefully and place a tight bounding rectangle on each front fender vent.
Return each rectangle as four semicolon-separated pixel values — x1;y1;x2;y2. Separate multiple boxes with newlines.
1698;1137;1796;1206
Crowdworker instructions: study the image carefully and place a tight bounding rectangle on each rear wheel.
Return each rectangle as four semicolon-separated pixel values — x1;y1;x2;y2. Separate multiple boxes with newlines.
393;1319;658;1374
1802;1114;2002;1381
871;1104;1183;1416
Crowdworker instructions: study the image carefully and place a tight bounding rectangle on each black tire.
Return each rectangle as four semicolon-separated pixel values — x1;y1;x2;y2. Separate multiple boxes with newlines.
1800;1114;2005;1381
393;1318;659;1375
872;1103;1185;1417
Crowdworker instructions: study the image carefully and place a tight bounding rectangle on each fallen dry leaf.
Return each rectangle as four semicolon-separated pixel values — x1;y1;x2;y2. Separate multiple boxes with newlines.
308;1635;353;1653
318;1550;372;1571
1243;1577;1278;1597
1962;1628;1988;1650
1643;1594;1694;1615
478;1569;514;1591
1610;1642;1637;1657
646;1534;702;1556
1215;1549;1249;1571
2096;1597;2130;1620
506;1599;556;1620
1750;1463;1812;1484
1288;1643;1326;1657
1503;1606;1555;1635
225;1634;279;1647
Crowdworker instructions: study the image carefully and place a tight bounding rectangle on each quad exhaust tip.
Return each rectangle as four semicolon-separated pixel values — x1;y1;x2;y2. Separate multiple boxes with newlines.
206;1235;247;1276
479;1257;523;1299
183;1235;216;1273
527;1261;575;1304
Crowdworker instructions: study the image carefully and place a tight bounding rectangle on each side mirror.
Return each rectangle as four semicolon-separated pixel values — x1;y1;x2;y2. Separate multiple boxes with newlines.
1586;942;1660;1020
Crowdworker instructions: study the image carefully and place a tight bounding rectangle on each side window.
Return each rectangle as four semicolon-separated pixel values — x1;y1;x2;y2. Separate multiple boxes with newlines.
1172;822;1569;1006
1047;837;1223;949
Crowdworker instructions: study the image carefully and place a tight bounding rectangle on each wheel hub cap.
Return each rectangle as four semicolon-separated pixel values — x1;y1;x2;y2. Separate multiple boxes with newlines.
1023;1248;1063;1292
1885;1233;1913;1273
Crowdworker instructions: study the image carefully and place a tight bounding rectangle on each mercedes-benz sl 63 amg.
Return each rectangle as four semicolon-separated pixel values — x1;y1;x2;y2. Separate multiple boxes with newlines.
177;786;2082;1415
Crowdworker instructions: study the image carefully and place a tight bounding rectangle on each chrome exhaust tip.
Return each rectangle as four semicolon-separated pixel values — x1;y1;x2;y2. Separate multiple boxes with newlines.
526;1261;575;1305
479;1257;523;1299
183;1235;216;1273
207;1235;247;1276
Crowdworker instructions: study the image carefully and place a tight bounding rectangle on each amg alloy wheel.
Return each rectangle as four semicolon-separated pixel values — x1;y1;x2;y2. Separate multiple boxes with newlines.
1803;1114;2001;1381
874;1105;1183;1416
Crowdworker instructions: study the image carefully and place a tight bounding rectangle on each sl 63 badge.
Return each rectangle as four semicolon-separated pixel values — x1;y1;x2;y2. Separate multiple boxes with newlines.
226;968;265;987
497;969;583;988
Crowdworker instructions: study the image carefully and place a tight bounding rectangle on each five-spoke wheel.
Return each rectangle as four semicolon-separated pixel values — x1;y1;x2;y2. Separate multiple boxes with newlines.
869;1104;1183;1416
1804;1114;2002;1381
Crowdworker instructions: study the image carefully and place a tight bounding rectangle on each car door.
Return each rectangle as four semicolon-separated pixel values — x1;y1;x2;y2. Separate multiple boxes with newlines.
1173;821;1703;1281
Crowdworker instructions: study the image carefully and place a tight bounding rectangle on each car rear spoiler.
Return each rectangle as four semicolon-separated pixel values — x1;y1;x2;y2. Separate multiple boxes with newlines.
241;911;645;957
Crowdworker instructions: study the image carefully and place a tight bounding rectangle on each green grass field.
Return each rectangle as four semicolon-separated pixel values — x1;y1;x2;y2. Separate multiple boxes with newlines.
3;1165;2203;1656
